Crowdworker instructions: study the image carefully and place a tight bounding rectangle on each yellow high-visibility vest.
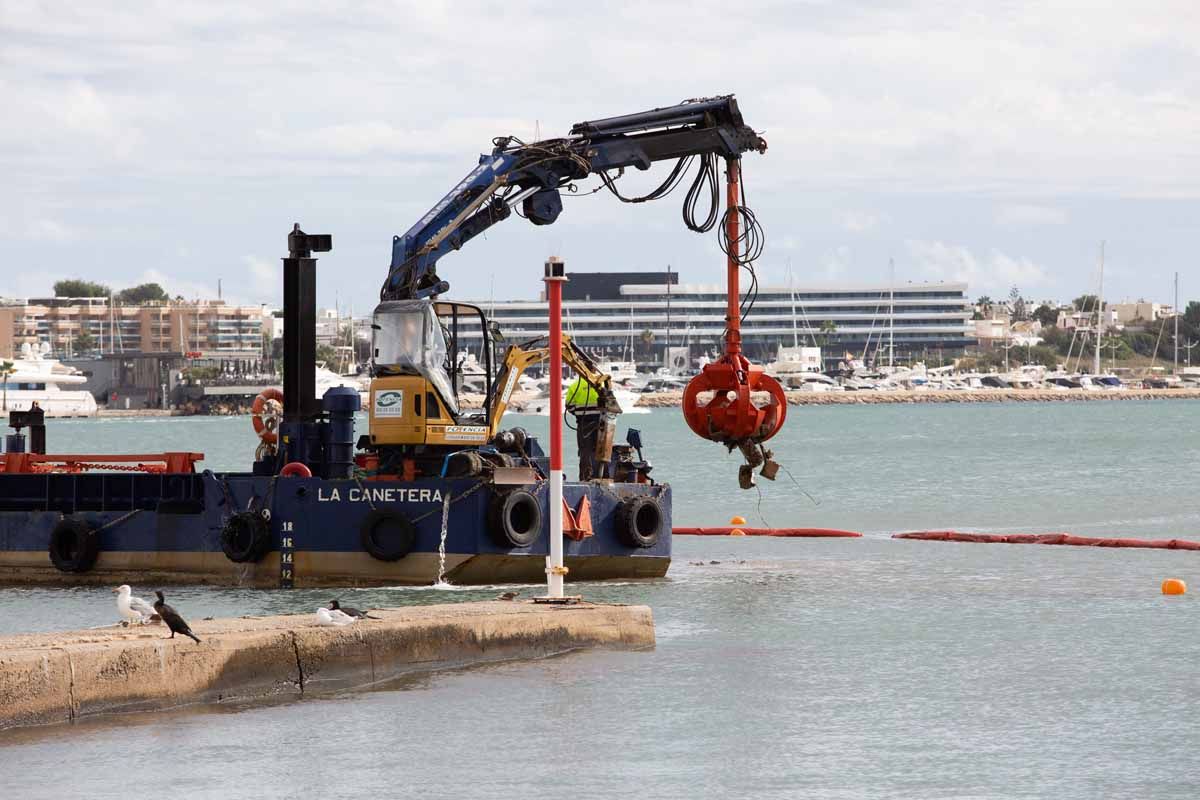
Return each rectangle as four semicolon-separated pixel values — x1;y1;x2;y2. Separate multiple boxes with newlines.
565;377;599;408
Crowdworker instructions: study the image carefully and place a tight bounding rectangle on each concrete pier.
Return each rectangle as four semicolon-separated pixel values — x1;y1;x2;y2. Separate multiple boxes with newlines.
0;601;654;731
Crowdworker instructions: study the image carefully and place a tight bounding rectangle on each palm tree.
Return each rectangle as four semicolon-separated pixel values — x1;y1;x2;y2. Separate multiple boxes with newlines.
0;360;12;412
639;328;655;360
817;320;837;347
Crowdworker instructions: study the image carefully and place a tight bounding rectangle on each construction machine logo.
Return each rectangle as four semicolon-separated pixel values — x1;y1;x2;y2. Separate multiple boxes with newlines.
374;390;404;417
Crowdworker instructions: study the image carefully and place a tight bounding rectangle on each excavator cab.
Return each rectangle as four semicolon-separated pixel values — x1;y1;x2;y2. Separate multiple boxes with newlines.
368;299;494;447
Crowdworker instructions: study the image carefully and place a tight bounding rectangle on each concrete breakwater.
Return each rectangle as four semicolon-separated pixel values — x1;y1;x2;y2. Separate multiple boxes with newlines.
0;601;654;731
634;387;1200;407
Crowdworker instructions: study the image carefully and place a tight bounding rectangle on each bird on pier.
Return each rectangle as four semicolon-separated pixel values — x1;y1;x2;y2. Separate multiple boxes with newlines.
153;591;201;644
316;607;358;627
113;585;158;625
328;599;379;620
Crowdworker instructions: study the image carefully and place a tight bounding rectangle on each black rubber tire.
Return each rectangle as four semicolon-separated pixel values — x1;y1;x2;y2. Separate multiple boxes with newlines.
48;517;100;573
444;451;485;478
360;509;417;561
616;495;663;548
488;490;543;548
220;511;272;563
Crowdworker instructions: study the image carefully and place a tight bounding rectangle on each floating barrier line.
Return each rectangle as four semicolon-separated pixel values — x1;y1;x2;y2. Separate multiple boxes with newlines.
893;531;1200;550
672;527;862;538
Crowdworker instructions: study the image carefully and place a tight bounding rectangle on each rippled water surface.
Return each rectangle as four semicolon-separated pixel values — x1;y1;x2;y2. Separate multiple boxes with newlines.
2;402;1199;799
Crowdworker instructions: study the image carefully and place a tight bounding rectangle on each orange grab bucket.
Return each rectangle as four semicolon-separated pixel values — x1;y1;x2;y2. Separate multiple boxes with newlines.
252;387;284;444
893;531;1200;550
673;527;861;537
682;358;787;445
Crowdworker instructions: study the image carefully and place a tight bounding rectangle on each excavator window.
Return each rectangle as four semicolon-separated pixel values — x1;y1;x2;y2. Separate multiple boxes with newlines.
426;392;439;418
414;393;422;417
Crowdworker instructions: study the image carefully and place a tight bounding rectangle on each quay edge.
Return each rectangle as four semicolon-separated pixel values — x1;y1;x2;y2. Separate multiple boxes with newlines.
0;600;655;732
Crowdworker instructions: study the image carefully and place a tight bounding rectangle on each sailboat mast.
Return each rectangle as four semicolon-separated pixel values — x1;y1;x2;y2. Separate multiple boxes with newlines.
788;260;798;348
888;258;895;369
1095;242;1104;376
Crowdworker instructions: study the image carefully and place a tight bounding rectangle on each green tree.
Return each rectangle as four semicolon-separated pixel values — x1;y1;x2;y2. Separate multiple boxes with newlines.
817;319;837;347
1073;294;1103;311
1033;303;1058;328
116;283;169;304
1009;286;1028;321
74;330;96;354
0;360;12;411
315;344;339;366
53;279;110;298
1185;301;1200;328
639;328;655;359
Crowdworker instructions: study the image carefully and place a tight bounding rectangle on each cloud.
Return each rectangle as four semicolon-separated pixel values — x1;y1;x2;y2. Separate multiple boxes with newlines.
996;205;1069;227
837;211;883;233
26;219;77;242
906;240;1049;294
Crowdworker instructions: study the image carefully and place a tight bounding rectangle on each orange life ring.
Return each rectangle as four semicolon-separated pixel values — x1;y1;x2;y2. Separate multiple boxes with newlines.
280;461;312;478
252;387;285;444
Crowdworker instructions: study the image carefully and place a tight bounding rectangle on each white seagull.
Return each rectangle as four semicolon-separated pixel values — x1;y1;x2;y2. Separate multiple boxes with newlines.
113;585;157;625
315;607;358;627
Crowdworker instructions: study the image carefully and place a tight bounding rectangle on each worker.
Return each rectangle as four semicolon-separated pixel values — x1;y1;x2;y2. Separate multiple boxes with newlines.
565;375;606;480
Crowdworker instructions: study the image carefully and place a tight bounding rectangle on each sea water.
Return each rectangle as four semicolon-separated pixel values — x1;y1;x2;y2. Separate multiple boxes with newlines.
1;401;1198;799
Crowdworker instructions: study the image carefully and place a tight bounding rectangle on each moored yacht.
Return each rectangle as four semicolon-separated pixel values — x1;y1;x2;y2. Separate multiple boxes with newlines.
1;343;97;418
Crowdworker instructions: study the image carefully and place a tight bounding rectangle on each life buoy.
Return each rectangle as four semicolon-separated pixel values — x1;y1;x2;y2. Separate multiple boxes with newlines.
360;509;417;561
48;516;100;573
488;490;543;548
616;495;663;548
280;461;312;478
252;387;285;444
220;511;272;563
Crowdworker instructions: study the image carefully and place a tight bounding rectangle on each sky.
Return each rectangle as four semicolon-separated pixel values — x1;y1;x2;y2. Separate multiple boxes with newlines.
4;1;1199;312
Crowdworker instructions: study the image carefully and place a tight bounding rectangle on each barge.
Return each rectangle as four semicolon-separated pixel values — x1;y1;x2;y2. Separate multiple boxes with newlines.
0;229;671;588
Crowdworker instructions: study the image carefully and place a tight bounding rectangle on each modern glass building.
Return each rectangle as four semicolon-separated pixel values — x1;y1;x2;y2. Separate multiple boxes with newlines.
459;271;975;365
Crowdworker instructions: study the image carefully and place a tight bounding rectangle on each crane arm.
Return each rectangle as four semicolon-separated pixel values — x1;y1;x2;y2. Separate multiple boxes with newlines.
381;95;766;301
487;334;621;433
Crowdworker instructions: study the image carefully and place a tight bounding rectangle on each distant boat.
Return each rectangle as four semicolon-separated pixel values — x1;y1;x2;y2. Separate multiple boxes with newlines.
1;342;97;418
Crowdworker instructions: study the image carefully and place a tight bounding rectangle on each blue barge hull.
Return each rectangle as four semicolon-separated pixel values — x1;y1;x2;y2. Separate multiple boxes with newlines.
0;470;671;587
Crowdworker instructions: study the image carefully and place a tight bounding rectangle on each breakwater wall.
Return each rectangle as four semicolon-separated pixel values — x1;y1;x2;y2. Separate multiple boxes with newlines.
0;601;654;731
635;388;1200;407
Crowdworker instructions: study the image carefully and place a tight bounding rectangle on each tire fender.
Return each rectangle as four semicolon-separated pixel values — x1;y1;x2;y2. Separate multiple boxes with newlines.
616;495;663;548
48;516;100;573
360;509;417;561
488;489;543;548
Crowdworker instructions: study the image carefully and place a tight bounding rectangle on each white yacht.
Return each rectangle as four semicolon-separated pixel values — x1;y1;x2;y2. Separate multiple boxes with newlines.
1;343;98;418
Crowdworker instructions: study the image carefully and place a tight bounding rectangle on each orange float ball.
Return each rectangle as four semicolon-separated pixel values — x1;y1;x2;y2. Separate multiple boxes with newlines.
729;529;746;536
1162;578;1187;595
730;516;747;525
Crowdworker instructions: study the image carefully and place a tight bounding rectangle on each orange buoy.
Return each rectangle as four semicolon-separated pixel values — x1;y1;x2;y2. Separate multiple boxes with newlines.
730;515;747;525
729;529;746;536
1162;578;1187;595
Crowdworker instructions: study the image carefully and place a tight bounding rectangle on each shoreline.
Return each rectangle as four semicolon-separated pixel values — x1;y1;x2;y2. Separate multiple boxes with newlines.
86;387;1200;418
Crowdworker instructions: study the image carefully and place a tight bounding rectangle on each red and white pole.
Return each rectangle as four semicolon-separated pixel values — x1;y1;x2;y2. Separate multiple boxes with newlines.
544;256;567;598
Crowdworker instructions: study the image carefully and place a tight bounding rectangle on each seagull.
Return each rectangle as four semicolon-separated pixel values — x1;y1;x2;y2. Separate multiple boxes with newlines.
316;607;358;627
328;599;379;620
113;585;157;625
153;591;201;644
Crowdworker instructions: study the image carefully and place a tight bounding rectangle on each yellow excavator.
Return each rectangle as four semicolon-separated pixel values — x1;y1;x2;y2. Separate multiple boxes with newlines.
364;298;621;476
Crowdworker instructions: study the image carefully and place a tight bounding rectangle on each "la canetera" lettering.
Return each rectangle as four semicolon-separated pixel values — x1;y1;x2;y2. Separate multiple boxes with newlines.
317;487;444;503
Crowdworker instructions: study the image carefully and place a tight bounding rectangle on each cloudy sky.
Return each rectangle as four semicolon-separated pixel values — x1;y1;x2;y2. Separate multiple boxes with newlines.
4;1;1198;311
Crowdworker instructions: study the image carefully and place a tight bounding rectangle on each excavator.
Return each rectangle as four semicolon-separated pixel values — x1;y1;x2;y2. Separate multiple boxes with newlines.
365;95;787;487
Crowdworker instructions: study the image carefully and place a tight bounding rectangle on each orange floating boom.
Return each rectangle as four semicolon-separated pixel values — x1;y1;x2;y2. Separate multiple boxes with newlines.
673;527;862;538
893;531;1200;550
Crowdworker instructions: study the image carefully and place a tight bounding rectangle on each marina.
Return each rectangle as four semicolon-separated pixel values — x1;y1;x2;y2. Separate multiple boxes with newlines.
6;5;1200;798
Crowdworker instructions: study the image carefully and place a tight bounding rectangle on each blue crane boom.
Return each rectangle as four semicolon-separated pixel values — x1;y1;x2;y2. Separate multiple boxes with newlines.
381;95;766;301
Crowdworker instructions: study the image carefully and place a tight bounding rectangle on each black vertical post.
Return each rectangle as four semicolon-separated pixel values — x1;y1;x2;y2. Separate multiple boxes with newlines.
282;224;330;424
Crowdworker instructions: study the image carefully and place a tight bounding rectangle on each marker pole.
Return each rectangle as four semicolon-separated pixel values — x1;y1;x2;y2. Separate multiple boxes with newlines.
544;257;567;598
